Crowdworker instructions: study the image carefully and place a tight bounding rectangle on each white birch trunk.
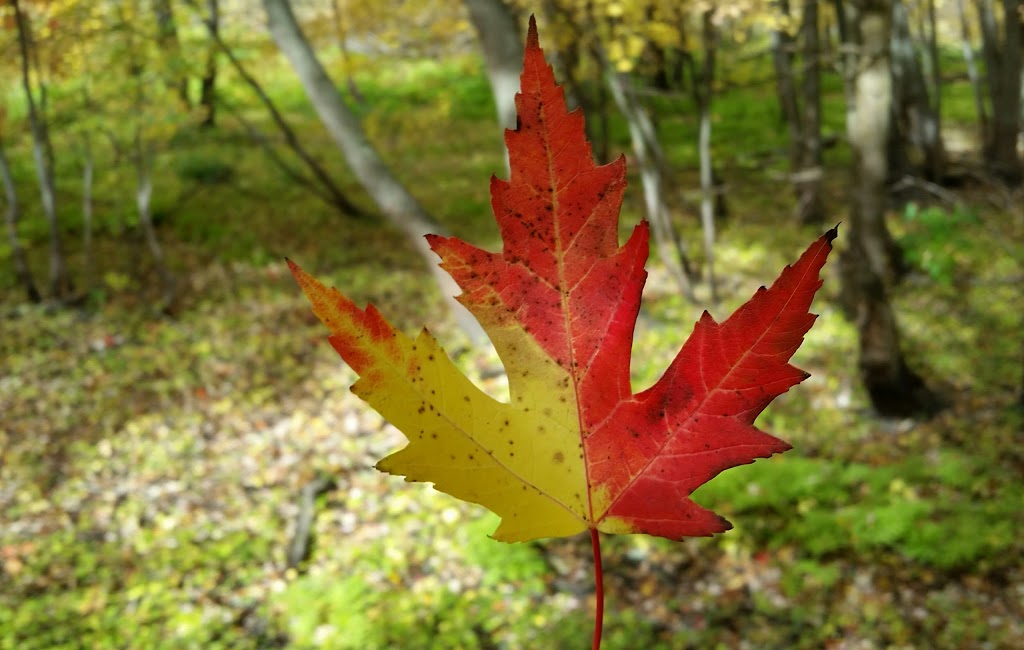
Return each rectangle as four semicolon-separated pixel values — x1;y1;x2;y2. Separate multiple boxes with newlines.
1;138;40;302
13;0;66;299
464;0;523;175
82;135;95;295
698;10;719;305
841;0;938;417
262;0;486;343
604;67;696;303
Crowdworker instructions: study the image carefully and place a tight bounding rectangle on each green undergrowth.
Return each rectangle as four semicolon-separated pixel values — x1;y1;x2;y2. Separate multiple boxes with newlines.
0;529;275;650
695;452;1022;570
275;509;683;649
898;202;982;286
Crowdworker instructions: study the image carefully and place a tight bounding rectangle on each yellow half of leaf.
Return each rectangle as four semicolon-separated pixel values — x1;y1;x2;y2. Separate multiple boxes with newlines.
290;262;589;542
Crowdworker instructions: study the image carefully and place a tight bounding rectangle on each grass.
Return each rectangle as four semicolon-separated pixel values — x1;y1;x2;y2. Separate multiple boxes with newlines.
2;37;1023;650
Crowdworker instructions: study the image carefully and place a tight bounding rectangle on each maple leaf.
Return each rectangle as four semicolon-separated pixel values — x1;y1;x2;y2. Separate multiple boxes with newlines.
288;18;835;544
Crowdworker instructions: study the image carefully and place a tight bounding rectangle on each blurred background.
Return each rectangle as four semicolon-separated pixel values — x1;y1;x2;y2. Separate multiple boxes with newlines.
1;0;1022;648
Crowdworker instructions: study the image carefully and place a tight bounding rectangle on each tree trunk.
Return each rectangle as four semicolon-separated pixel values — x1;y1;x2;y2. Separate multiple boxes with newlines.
798;0;825;224
605;67;696;303
1019;326;1024;409
840;0;903;284
841;0;939;417
78;31;97;297
890;0;946;180
842;240;939;416
13;0;67;300
956;0;989;148
885;0;914;182
134;136;176;311
833;0;856;107
0;137;40;302
697;10;719;305
680;14;729;224
199;0;220;128
82;134;95;296
771;0;801;149
153;0;191;108
917;0;945;181
128;3;175;310
262;0;486;343
977;0;1023;184
923;0;942;126
773;0;825;225
464;0;523;175
188;0;367;218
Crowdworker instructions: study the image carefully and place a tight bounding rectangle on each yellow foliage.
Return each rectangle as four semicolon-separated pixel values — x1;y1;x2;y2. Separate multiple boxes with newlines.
646;21;681;48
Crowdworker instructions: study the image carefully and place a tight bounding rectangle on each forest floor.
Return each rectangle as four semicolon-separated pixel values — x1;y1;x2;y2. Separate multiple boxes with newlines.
3;191;1022;648
2;56;1023;649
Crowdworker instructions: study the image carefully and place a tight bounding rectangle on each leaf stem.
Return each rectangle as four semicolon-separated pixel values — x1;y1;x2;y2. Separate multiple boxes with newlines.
590;528;604;650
